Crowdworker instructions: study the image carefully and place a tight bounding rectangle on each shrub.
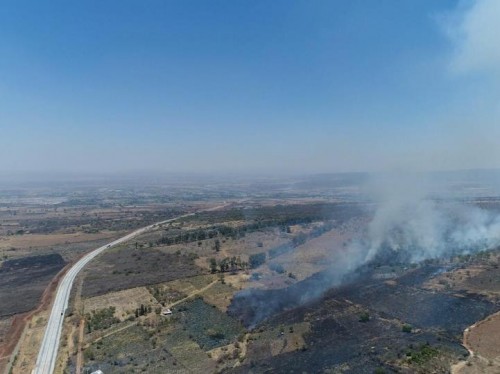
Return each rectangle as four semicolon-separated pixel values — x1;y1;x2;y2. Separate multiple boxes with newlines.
249;253;266;269
359;311;370;323
402;324;412;333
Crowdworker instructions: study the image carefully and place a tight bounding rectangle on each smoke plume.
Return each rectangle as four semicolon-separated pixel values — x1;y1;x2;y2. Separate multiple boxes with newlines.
358;173;500;264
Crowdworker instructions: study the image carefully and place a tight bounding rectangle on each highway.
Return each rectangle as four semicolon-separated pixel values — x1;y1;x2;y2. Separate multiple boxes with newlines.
32;212;196;374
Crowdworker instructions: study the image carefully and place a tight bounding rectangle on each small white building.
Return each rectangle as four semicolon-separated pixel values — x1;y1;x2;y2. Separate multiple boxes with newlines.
162;308;173;316
91;370;104;374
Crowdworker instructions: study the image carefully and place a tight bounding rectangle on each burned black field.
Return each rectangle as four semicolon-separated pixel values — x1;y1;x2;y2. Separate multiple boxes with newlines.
0;254;66;316
228;261;499;373
81;246;203;297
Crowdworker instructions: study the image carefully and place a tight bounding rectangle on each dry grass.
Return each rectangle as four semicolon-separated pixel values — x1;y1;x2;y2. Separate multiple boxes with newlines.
0;231;124;264
161;275;216;296
466;311;500;361
242;321;310;364
10;310;49;374
274;226;356;281
53;315;80;374
157;230;290;270
0;231;117;251
451;357;500;374
269;322;310;356
200;281;237;312
451;310;500;374
424;266;485;293
83;287;156;320
223;273;251;291
0;317;12;345
424;252;500;302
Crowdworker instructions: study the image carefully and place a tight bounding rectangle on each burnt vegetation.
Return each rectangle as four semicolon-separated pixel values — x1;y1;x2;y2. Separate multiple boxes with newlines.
81;247;203;298
228;248;500;373
0;254;66;316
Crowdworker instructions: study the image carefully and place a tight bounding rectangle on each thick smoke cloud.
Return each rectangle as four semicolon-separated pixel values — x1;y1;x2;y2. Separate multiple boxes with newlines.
358;173;500;264
229;172;500;328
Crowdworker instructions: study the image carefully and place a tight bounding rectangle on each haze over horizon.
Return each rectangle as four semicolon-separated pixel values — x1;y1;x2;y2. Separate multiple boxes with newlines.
1;0;500;175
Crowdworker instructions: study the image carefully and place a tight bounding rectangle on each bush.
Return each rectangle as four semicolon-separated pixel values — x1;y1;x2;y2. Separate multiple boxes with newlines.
402;324;412;333
249;253;266;269
269;262;285;274
86;307;119;332
407;344;439;364
206;328;225;339
359;311;370;323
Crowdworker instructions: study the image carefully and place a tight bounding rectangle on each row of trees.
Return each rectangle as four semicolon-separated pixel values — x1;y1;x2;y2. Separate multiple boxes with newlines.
207;222;337;274
155;215;333;248
209;256;250;274
134;304;153;317
208;252;272;274
249;221;337;268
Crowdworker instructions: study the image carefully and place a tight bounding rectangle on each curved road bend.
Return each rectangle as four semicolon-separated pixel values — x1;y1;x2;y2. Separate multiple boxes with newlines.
32;212;197;374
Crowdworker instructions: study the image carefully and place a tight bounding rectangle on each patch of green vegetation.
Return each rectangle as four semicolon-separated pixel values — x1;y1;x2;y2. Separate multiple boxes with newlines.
359;311;370;323
402;323;412;333
85;307;119;332
209;256;248;274
249;253;266;269
148;285;186;306
176;297;244;350
406;343;440;365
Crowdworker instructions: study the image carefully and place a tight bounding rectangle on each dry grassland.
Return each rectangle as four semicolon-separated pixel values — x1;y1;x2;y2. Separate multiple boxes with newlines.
452;311;500;373
200;281;237;312
10;311;49;374
0;317;12;345
276;227;354;281
162;274;216;296
83;287;156;320
0;231;123;262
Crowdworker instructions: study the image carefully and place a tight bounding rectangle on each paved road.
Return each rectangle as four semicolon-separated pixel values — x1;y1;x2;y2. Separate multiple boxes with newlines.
32;212;196;374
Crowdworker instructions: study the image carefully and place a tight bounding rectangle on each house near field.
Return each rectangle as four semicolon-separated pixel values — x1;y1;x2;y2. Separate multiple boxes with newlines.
161;308;173;316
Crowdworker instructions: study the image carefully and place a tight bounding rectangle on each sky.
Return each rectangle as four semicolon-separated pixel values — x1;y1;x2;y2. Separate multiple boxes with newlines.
1;0;500;175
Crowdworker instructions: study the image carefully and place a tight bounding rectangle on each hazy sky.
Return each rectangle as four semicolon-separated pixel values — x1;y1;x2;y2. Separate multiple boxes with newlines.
1;0;499;174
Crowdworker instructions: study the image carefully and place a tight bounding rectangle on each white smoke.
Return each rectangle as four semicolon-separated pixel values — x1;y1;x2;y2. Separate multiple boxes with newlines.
358;172;500;264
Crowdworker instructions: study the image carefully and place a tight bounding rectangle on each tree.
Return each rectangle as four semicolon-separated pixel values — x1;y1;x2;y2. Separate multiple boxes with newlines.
229;256;237;272
209;258;218;273
249;253;266;269
219;258;228;273
214;239;221;252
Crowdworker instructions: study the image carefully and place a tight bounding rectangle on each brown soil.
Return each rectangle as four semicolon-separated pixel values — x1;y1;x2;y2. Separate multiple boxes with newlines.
75;319;85;374
465;311;500;361
451;311;500;373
